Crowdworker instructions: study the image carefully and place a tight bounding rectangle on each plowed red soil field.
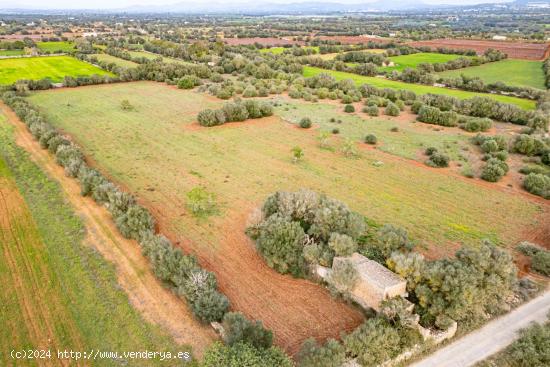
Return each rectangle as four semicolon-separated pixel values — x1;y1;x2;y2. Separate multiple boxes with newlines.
223;37;302;46
408;39;550;60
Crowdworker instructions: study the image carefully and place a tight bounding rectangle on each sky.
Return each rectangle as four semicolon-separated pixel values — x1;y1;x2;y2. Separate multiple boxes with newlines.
0;0;514;10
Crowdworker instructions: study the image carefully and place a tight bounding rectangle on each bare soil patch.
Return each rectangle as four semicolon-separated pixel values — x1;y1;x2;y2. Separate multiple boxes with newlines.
408;39;550;60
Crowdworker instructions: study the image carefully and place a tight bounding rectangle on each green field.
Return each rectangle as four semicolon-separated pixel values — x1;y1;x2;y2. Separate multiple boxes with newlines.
27;81;543;250
275;99;470;161
127;50;193;65
438;59;546;90
303;66;536;109
260;46;319;54
91;53;139;68
0;56;114;85
36;41;76;53
383;52;469;72
0;115;192;366
0;49;25;56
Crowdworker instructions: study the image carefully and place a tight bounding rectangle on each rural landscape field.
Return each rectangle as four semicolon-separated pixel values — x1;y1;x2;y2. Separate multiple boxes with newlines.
0;1;549;367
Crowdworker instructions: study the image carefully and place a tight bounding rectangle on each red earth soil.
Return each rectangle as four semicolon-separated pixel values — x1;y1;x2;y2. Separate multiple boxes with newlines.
222;37;303;46
316;35;392;45
408;39;550;60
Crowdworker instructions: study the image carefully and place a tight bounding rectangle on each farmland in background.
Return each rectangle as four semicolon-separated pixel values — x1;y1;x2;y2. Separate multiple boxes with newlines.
0;56;113;84
303;66;536;109
438;59;546;90
382;52;469;72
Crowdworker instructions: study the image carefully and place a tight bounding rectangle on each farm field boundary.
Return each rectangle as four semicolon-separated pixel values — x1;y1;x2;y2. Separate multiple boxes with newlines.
0;103;215;360
303;66;536;109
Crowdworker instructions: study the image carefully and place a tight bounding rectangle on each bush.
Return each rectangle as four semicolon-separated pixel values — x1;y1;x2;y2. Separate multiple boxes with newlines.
222;312;273;349
481;158;509;182
115;204;155;241
254;214;306;276
343;317;412;367
364;105;379;116
328;233;357;257
327;259;358;294
198;109;226;127
461;117;492;132
344;104;355;113
531;251;550;276
186;187;217;217
385;102;400;116
364;134;377;145
297;338;345;367
299;117;312;128
425;147;438;156
178;75;200;89
223;101;249;122
190;289;229;323
250;190;366;273
202;342;293;367
523;173;550;199
426;152;450;168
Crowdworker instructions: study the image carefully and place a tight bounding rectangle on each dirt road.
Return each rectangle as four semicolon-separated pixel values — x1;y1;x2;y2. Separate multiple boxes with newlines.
409;291;550;367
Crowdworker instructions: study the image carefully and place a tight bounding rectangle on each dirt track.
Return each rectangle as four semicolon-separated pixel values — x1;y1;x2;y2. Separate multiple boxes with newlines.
408;39;550;60
0;102;216;357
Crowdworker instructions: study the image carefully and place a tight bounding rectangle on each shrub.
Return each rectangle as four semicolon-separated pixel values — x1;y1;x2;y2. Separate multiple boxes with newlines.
297;338;345;367
178;75;200;89
299;117;312;128
254;214;306;276
343;317;410;367
332;128;340;134
426;152;450;168
523;173;550;199
327;259;358;294
120;99;133;110
461;117;492;132
385;102;400;116
481;158;509;182
186;187;217;217
514;134;547;156
222;312;273;349
291;146;304;163
425;147;438;156
364;105;379;116
364;134;377;145
202;342;293;367
223;101;249;122
344;104;355;113
328;233;357;257
531;251;550;276
198;109;226;127
115;204;155;241
191;289;230;323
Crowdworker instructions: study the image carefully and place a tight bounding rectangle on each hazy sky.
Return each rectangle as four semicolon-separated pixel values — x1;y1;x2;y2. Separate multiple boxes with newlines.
0;0;513;10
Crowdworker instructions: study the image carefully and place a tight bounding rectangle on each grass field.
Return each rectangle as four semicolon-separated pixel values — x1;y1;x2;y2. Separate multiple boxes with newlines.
91;53;139;68
36;41;76;53
383;52;469;72
27;81;547;351
0;114;192;366
438;59;546;90
0;56;114;85
260;46;319;54
274;99;470;161
0;49;25;56
303;66;536;109
127;50;193;65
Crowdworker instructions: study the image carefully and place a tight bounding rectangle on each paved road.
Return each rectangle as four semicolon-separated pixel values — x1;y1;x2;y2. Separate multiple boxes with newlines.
409;291;550;367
